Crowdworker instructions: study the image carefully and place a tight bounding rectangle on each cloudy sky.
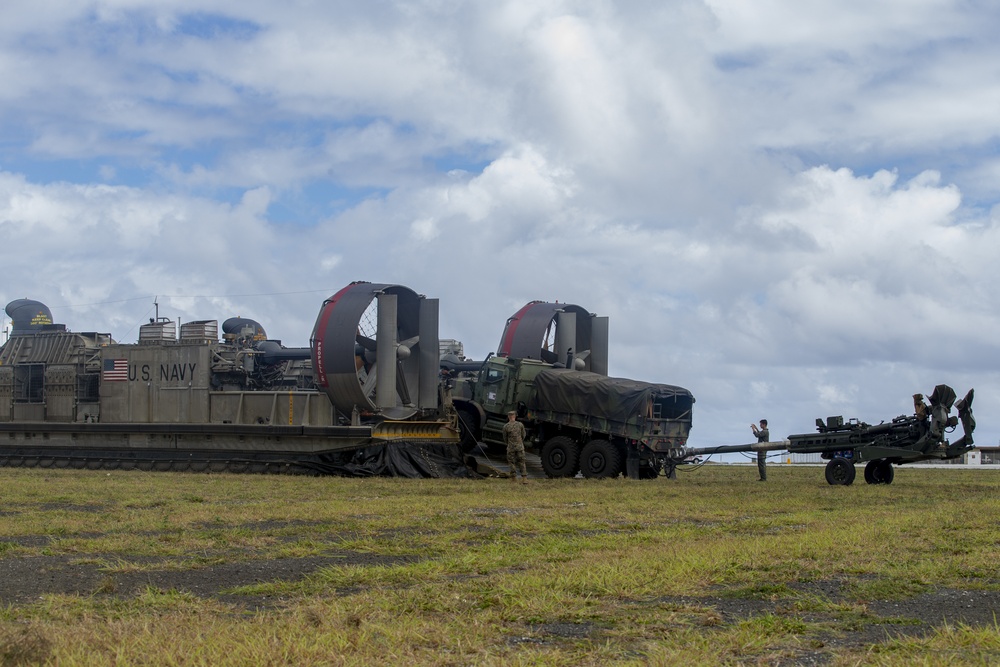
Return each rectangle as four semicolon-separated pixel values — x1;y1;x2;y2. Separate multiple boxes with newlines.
2;1;997;452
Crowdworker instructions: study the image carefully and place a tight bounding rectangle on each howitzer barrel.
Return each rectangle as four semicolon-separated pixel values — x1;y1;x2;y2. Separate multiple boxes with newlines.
676;418;932;461
677;429;915;459
676;440;791;458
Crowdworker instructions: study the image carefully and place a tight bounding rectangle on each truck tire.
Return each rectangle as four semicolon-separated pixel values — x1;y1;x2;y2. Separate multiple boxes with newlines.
541;436;580;478
580;439;623;479
825;457;856;486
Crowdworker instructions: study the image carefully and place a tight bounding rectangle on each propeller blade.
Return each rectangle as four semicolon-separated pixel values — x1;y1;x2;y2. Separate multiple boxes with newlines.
356;334;377;351
361;363;378;397
396;361;412;405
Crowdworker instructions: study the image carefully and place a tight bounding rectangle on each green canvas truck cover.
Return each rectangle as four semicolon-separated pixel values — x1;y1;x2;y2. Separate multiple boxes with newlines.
530;368;694;422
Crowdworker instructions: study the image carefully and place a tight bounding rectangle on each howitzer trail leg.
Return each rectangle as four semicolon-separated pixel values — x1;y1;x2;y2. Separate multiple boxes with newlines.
954;389;975;447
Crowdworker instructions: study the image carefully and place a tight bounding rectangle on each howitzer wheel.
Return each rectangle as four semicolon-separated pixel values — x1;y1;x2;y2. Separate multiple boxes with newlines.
540;436;580;478
580;439;623;479
825;457;856;486
864;459;894;485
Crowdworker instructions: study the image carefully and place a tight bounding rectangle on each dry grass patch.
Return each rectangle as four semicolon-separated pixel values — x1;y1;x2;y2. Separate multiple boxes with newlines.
0;465;997;664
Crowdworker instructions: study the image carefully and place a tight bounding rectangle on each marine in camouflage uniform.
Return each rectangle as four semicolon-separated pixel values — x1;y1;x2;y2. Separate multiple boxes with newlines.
751;419;769;481
502;411;528;483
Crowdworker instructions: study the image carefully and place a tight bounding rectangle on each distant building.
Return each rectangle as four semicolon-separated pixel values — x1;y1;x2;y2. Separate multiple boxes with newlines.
783;452;822;464
968;446;1000;465
439;339;465;358
914;445;999;465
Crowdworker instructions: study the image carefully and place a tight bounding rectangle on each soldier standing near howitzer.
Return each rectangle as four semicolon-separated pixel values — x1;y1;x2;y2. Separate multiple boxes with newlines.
502;410;529;484
750;419;769;481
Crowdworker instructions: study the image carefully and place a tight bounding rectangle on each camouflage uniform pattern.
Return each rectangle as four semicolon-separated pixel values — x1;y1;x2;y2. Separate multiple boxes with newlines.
502;419;528;479
755;426;769;481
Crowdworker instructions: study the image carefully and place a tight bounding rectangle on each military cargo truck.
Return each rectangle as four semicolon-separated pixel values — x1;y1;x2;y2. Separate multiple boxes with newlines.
453;355;693;479
445;300;695;479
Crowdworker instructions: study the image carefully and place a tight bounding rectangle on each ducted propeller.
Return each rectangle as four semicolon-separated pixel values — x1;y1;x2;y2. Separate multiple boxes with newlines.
497;301;608;374
311;282;439;420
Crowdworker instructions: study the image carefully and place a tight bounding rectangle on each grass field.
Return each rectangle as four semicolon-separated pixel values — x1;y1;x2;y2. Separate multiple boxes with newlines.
0;464;998;665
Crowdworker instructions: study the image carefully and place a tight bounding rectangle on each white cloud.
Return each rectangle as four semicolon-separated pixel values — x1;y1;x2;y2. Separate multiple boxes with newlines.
0;1;997;453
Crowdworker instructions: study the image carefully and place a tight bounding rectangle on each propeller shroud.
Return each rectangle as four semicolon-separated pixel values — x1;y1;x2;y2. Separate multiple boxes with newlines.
497;301;608;374
311;282;439;420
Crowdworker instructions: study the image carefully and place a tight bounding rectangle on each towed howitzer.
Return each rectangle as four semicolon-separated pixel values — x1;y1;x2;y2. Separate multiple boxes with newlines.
668;384;975;485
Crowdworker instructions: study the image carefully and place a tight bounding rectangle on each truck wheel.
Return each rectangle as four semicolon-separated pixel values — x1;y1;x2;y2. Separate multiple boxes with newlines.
540;436;580;478
825;457;856;486
580;439;623;479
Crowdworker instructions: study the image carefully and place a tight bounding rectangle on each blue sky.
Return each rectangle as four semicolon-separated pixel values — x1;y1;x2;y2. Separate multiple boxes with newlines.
2;1;999;450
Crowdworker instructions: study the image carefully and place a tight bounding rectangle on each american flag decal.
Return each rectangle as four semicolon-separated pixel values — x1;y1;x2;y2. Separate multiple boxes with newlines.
102;358;128;381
